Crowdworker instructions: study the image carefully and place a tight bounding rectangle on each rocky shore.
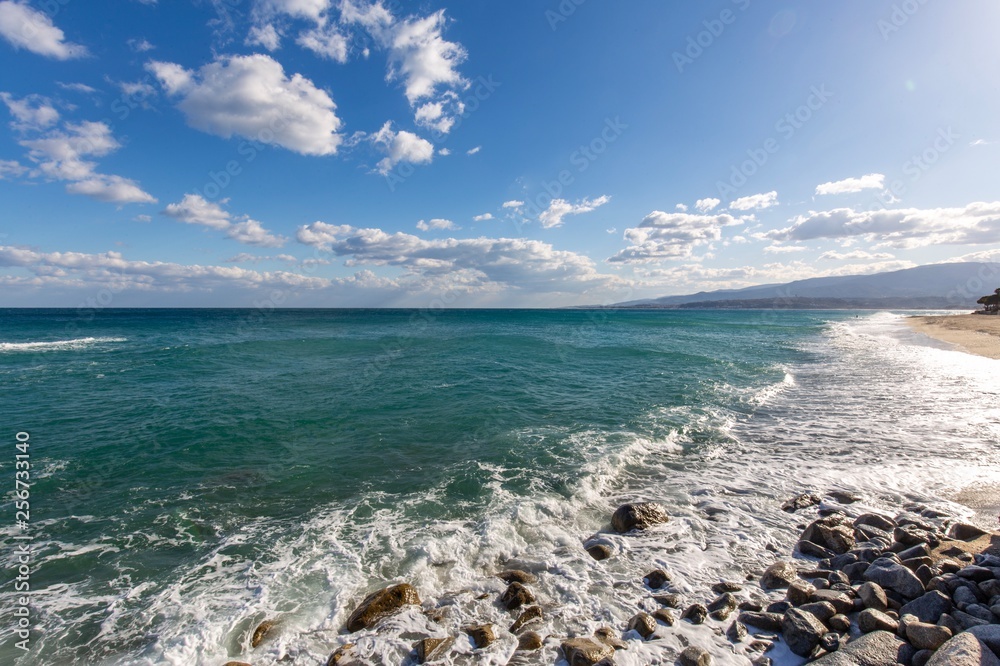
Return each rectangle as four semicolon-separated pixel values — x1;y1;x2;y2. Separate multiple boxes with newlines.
224;490;1000;666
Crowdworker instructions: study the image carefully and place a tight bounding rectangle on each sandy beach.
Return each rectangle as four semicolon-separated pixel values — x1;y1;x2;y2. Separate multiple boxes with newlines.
906;314;1000;360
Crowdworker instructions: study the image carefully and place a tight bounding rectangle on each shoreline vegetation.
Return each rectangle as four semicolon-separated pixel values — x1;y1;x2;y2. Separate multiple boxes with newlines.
906;314;1000;360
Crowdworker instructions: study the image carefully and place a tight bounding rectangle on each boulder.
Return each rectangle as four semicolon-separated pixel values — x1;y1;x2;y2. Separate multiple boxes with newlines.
958;565;996;583
626;612;657;639
829;614;851;632
966;604;995;623
251;619;278;648
644;569;671;589
497;570;537;584
585;543;613;561
326;644;357;666
516;632;543;651
611;503;670;533
593;626;627;650
953;609;992;630
510;606;542;633
346;584;420;632
465;624;495;649
653;593;683;608
858;608;898;634
857;582;888;612
967;625;1000;655
787;579;817;606
712;581;743;594
927;632;1000;666
810;589;854;615
782;608;827;657
799;540;836;559
949;523;990;541
415;637;454;663
810;630;915;666
682;603;708;624
560;637;614;666
679;645;713;666
760;561;798;590
653;608;676;626
727;620;748;642
905;622;952;651
783;493;821;513
863;558;926;599
738;611;784;632
828;490;862;504
801;519;856;554
500;582;535;610
855;513;897;532
799;601;836;623
899;590;951;624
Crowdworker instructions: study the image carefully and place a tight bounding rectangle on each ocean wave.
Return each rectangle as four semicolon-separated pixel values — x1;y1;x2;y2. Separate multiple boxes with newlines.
0;337;127;353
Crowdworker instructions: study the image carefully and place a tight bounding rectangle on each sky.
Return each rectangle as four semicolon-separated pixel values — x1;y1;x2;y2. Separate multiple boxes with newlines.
1;0;999;307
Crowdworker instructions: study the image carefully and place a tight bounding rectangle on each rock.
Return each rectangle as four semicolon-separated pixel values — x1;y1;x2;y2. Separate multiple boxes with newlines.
251;619;278;648
510;606;542;633
952;609;991;630
810;590;854;615
516;631;543;651
787;579;817;606
712;581;743;594
809;630;915;666
679;645;713;666
326;644;357;666
856;523;893;543
894;525;935;548
738;611;784;632
346;584;420;632
708;593;738;616
761;561;798;590
586;543;613;561
829;614;851;632
500;582;535;610
682;603;708;624
223;663;252;666
827;570;851;586
801;519;856;554
915;564;935;587
927;632;1000;666
949;523;990;541
783;493;822;513
828;490;862;504
593;626;627;650
898;543;932;560
959;565;996;583
611;503;670;533
653;593;683;608
965;625;1000;657
981;579;1000;598
966;603;996;623
863;557;926;599
644;569;671;589
738;600;764;612
899;590;951;624
821;632;843;653
954;585;980;609
415;637;454;663
626;612;657;639
857;582;888;612
727;620;748;642
465;624;495;649
782;607;827;657
560;637;614;666
767;601;792;614
937;613;961;635
905;622;952;651
799;601;836;623
855;513;897;532
497;569;537;584
858;609;898;634
646;609;673;628
912;649;933;666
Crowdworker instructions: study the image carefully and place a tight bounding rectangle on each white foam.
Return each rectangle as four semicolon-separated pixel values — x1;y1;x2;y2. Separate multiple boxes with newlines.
0;336;127;352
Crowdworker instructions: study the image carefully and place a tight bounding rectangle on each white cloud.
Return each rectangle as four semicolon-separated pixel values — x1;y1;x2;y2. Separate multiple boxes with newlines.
818;249;895;261
148;54;343;156
246;24;281;51
609;211;744;263
1;92;59;130
370;121;433;174
66;175;157;204
0;159;25;179
466;145;481;155
730;191;778;211
502;200;524;209
0;1;87;60
257;0;330;22
297;23;348;62
473;213;493;222
387;10;467;104
162;194;286;247
416;218;456;231
438;147;451;156
56;82;98;94
675;203;688;212
413;101;453;134
127;37;155;53
639;259;917;291
763;244;809;254
815;173;885;196
767;202;1000;248
134;214;152;223
695;197;721;212
538;195;610;229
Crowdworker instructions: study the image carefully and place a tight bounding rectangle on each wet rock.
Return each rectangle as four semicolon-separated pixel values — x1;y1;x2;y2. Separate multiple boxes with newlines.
727;619;748;642
760;561;798;590
644;569;671;589
653;593;683;608
708;592;738;615
415;636;454;663
738;600;764;612
809;630;914;666
799;540;836;560
738;611;784;632
949;523;990;541
593;626;627;650
828;614;851;632
828;490;862;504
516;631;543;652
905;621;952;651
712;581;743;594
858;608;898;634
560;637;614;666
863;557;925;599
782;607;827;657
914;564;935;587
251;619;278;648
652;608;675;626
610;502;670;533
326;644;357;666
626;612;657;639
510;606;542;633
497;569;537;585
783;493;821;513
787;579;816;606
346;584;420;632
224;662;252;666
927;632;1000;666
855;513;897;532
682;603;708;624
899;590;951;624
679;645;713;666
855;523;893;543
500;582;535;610
801;519;856;555
586;543;613;561
465;625;495;649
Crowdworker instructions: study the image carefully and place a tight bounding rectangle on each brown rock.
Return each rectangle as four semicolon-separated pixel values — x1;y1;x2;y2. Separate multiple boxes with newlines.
510;606;543;633
497;569;537;584
679;645;713;666
653;609;676;626
593;626;627;649
414;637;454;663
560;637;614;665
627;612;657;639
516;631;543;651
644;569;671;589
250;620;278;648
610;502;670;533
586;543;613;561
346;584;420;632
325;644;356;666
466;624;495;649
500;582;535;610
760;561;798;590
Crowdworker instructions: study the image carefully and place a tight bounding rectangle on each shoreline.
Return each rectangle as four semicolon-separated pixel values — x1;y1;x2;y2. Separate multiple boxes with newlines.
905;314;1000;360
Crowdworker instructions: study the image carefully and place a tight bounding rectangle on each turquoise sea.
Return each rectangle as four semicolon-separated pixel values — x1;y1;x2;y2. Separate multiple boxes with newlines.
2;309;999;665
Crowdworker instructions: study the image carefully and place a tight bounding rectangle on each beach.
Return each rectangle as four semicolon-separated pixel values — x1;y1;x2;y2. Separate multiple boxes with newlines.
906;314;1000;360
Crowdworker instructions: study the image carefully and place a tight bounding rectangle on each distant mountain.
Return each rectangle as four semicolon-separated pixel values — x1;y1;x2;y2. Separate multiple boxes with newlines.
611;262;1000;309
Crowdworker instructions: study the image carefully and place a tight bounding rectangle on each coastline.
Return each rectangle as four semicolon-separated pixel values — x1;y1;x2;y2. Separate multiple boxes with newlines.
905;314;1000;360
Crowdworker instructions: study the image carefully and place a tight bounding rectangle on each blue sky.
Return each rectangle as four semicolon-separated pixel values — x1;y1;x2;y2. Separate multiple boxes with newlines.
1;0;998;306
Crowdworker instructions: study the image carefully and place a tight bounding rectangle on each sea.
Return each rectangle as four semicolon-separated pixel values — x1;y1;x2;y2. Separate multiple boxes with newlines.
1;308;999;666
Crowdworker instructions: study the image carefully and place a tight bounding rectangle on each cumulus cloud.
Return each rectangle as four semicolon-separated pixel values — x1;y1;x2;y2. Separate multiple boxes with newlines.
162;194;286;247
815;173;885;195
416;218;456;231
538;195;610;229
695;197;721;212
67;175;158;204
473;213;493;222
257;0;329;22
246;23;282;51
296;221;622;294
0;92;58;130
0;159;26;178
297;23;348;62
767;202;1000;248
0;1;87;59
609;211;744;263
370;120;433;174
502;200;524;209
386;10;467;103
147;54;343;156
730;191;778;211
